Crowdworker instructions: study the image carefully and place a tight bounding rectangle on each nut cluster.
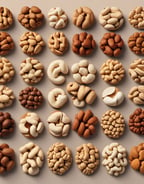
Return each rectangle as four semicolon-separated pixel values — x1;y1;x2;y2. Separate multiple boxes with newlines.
71;59;96;84
100;32;124;57
100;59;125;85
67;81;96;107
72;110;98;138
18;6;44;30
72;32;96;56
47;142;72;175
19;31;45;55
102;142;128;176
101;110;125;139
0;7;13;30
128;85;144;105
19;142;44;176
75;143;99;175
0;143;15;174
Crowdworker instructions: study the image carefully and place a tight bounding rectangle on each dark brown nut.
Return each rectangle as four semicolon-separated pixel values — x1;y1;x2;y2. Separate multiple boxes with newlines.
72;7;95;29
100;32;124;57
18;6;44;30
48;32;68;55
128;32;144;55
19;86;43;110
72;109;98;138
0;32;14;55
19;31;45;56
72;32;96;56
0;143;15;174
128;86;144;105
0;7;14;30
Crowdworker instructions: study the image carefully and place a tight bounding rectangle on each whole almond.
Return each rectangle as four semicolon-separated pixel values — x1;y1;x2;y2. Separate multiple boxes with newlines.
83;110;93;122
78;122;85;136
131;159;140;170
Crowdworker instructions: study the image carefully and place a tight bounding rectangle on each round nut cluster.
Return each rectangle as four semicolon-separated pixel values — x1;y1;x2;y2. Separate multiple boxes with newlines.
0;85;15;109
129;108;144;135
72;7;95;29
0;32;14;55
99;7;124;31
128;85;144;105
18;6;44;30
100;59;125;85
47;142;72;175
19;86;43;109
128;32;144;55
102;142;128;176
102;86;124;106
19;31;45;55
129;59;144;84
48;7;68;29
100;32;124;57
19;112;44;138
48;32;68;55
0;112;15;137
128;7;144;30
20;57;44;84
129;143;144;174
47;111;71;137
0;7;13;30
0;57;15;84
71;59;96;84
67;81;96;108
101;110;125;139
72;110;98;138
19;142;44;176
75;143;99;175
0;143;15;174
47;59;69;85
72;32;96;56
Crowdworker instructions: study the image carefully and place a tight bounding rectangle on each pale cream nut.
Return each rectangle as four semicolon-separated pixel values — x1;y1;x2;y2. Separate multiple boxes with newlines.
71;59;96;84
47;59;69;85
128;86;144;105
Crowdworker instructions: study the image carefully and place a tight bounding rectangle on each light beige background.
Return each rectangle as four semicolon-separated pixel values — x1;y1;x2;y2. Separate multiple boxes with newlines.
0;0;144;183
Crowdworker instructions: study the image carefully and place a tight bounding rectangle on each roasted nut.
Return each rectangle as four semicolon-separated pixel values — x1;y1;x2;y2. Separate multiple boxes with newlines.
0;7;13;30
128;86;144;105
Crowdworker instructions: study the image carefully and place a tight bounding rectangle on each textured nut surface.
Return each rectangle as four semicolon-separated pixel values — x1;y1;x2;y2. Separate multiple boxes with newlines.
100;59;125;84
71;59;96;84
48;7;68;29
19;112;44;138
72;7;95;29
47;111;71;137
75;143;99;175
47;142;72;175
128;86;144;105
102;142;128;176
101;110;125;138
19;142;44;175
0;7;13;30
20;57;44;84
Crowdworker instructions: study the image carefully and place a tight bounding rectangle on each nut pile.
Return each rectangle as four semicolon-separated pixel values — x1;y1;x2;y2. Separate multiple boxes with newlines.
0;7;13;30
75;143;99;175
47;142;72;175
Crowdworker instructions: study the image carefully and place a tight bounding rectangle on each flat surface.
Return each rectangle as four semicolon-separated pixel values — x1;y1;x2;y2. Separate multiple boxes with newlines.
0;0;144;183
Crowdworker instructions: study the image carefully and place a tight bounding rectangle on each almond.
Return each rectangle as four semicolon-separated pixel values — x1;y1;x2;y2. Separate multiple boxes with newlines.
131;159;140;170
83;110;93;122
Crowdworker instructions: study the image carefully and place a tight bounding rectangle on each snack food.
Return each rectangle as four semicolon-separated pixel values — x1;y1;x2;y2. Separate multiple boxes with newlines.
48;7;68;29
71;59;96;84
20;57;44;84
75;143;99;175
100;32;124;57
19;142;44;175
0;57;15;84
101;110;125;138
18;6;44;30
47;142;72;175
0;7;13;30
19;86;43;109
102;142;128;176
72;32;96;56
19;112;44;138
100;59;125;85
72;109;98;138
128;86;144;105
47;111;71;137
102;86;124;106
19;31;45;55
72;7;95;29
